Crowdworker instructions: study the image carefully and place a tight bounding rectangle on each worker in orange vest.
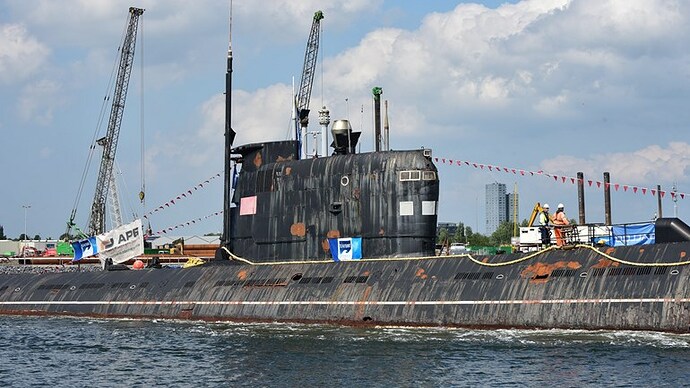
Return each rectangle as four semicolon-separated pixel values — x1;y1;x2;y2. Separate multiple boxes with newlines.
552;203;569;246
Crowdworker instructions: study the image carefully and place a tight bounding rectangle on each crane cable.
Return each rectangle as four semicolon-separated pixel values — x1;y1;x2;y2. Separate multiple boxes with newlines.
67;20;131;235
139;15;146;215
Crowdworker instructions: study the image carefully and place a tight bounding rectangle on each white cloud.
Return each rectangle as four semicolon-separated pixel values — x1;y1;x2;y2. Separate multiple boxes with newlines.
17;79;62;124
0;23;50;84
541;142;690;185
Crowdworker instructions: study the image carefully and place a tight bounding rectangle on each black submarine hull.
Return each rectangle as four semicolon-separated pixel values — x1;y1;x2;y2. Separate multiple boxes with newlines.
2;243;689;332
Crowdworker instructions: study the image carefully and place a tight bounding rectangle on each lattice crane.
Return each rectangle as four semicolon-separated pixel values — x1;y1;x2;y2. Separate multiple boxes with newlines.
295;10;324;158
87;7;145;235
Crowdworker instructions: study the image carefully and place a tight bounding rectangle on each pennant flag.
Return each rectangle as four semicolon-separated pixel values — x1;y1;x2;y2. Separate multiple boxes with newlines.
681;193;686;199
651;189;656;196
588;180;593;186
570;178;575;184
642;188;647;195
596;181;601;188
633;187;638;193
561;176;566;183
623;185;628;192
488;166;493;171
504;167;509;173
614;184;619;191
660;191;665;198
434;157;439;162
553;176;558;181
449;159;453;164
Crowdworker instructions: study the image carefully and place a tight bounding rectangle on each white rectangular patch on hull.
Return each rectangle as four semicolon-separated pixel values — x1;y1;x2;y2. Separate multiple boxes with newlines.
400;201;414;216
422;201;436;215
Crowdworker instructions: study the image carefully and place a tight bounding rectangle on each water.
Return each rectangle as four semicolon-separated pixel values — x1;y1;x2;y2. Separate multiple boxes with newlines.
1;316;689;387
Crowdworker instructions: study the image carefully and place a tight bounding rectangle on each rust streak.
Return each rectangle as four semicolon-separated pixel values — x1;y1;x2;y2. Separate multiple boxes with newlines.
521;261;582;284
355;286;373;320
290;223;306;237
591;258;620;269
322;230;341;252
237;270;248;281
252;151;263;168
415;268;428;280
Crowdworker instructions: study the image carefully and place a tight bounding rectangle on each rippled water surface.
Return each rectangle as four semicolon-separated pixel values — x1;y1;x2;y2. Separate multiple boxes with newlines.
1;316;689;387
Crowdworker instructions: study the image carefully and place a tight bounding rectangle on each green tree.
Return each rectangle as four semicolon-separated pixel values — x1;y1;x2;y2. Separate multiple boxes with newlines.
437;228;450;245
33;234;41;240
453;222;466;244
467;233;490;246
0;225;6;239
490;221;519;245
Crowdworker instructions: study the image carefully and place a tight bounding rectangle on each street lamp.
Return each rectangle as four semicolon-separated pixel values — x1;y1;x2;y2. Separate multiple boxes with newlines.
22;205;31;241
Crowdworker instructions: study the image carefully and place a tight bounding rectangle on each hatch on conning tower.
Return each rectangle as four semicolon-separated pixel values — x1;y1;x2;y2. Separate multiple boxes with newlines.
331;119;361;155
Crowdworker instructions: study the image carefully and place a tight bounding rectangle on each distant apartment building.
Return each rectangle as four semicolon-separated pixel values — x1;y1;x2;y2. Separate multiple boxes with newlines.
436;222;460;237
485;182;519;235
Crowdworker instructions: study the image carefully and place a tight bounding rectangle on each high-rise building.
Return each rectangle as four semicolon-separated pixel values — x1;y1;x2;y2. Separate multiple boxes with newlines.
485;182;506;234
485;182;519;235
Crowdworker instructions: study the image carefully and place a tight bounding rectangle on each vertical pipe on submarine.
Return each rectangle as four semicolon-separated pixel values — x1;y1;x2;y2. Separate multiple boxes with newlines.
657;184;663;218
373;87;382;152
383;100;390;151
577;172;585;225
604;172;611;225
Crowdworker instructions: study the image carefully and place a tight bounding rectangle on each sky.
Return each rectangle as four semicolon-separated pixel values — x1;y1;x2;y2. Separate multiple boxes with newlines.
1;0;689;239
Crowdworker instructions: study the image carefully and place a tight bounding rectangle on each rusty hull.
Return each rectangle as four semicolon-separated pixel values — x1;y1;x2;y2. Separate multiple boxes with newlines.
1;243;689;332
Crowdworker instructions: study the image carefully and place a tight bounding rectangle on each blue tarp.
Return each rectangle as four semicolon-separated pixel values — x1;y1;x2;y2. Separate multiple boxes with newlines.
596;223;655;246
328;237;362;261
72;236;98;261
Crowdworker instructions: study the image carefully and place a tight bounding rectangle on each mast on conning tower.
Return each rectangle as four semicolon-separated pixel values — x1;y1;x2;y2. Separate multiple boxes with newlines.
221;1;236;247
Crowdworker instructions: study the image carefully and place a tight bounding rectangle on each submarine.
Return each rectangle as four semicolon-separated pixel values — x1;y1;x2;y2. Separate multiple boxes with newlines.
1;9;690;333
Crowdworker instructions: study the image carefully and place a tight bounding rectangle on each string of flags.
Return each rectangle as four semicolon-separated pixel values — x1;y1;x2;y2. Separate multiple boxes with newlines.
154;211;223;235
144;172;222;219
434;157;687;201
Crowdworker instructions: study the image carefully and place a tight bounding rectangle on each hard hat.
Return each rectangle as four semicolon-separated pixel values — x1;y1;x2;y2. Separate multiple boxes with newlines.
558;203;564;209
543;203;550;209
